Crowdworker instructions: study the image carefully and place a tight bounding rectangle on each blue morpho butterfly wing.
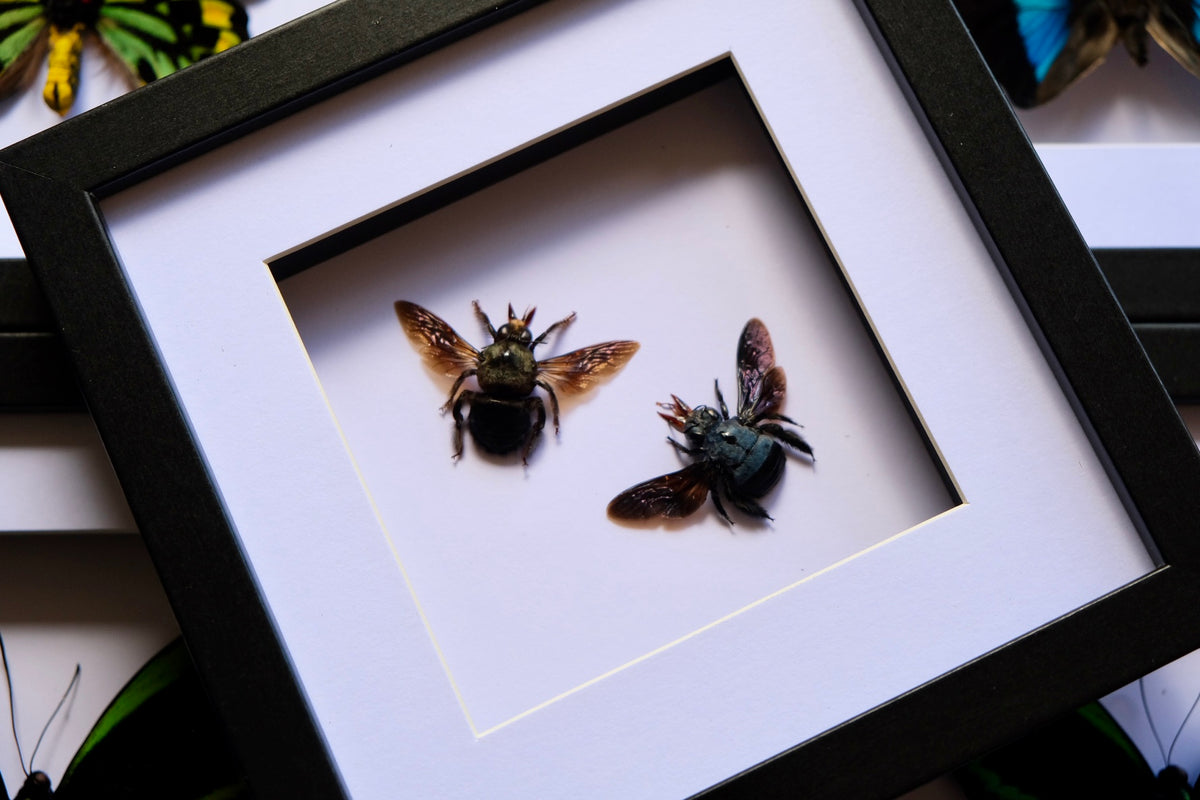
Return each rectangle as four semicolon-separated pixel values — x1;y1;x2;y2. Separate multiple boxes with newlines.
0;638;251;800
1016;0;1074;80
955;701;1197;799
953;0;1200;106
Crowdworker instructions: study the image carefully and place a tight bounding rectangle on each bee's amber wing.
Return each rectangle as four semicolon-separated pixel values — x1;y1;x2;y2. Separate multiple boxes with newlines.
394;301;480;376
607;463;711;520
537;340;639;395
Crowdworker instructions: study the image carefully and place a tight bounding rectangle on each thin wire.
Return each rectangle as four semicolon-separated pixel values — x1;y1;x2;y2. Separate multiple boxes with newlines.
27;664;80;774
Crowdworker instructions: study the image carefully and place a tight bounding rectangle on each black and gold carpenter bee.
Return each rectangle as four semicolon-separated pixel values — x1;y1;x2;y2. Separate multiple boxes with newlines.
395;300;639;464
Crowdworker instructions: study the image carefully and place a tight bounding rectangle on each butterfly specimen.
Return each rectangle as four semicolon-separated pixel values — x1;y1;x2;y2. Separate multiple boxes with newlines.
0;0;250;114
956;688;1200;798
953;0;1200;106
0;635;251;799
608;318;813;525
395;300;639;464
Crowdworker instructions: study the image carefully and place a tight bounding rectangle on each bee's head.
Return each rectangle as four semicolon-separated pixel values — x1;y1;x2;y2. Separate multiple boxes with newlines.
682;405;721;440
496;304;535;344
660;396;718;440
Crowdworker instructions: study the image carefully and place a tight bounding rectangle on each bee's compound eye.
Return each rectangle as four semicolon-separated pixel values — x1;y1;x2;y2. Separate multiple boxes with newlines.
497;324;512;337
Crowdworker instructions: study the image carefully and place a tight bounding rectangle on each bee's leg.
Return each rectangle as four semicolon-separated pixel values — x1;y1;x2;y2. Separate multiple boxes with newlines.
666;437;704;457
451;390;475;460
759;423;814;459
471;301;497;338
760;412;800;426
710;485;735;526
441;369;476;414
521;396;547;465
536;380;562;433
713;380;729;418
728;490;773;522
531;311;577;349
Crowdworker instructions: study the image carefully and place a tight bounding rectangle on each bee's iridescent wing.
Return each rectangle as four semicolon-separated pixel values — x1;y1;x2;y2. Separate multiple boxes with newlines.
736;318;786;421
394;301;481;376
537;340;639;395
607;463;712;520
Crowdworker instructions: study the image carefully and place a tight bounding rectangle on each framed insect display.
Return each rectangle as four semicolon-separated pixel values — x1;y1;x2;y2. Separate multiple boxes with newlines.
4;1;1200;799
946;2;1200;379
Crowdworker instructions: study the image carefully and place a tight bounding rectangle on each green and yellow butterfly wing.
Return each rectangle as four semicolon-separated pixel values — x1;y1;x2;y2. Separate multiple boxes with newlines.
95;0;248;85
0;0;47;100
0;0;247;112
52;637;251;800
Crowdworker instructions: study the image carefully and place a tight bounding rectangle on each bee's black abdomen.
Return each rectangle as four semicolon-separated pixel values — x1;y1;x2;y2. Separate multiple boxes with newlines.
734;438;785;499
467;397;532;454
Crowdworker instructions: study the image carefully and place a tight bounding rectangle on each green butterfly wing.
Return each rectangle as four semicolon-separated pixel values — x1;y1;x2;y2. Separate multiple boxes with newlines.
0;0;247;112
95;0;248;84
955;701;1194;799
51;637;252;800
0;0;47;98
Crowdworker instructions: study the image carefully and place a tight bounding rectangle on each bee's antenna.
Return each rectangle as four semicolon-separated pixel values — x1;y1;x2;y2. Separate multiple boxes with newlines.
530;311;576;349
472;301;497;338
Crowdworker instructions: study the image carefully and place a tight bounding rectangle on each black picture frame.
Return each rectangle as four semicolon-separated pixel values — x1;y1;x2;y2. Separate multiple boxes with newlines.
0;259;83;410
2;1;1200;798
1093;248;1200;402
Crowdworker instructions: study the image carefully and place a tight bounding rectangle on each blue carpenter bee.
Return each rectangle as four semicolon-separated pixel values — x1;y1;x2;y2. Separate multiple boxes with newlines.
395;300;638;464
608;318;813;525
954;0;1200;107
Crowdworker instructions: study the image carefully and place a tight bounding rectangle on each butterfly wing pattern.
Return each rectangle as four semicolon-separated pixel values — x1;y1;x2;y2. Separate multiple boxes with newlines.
0;0;248;114
954;0;1200;106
